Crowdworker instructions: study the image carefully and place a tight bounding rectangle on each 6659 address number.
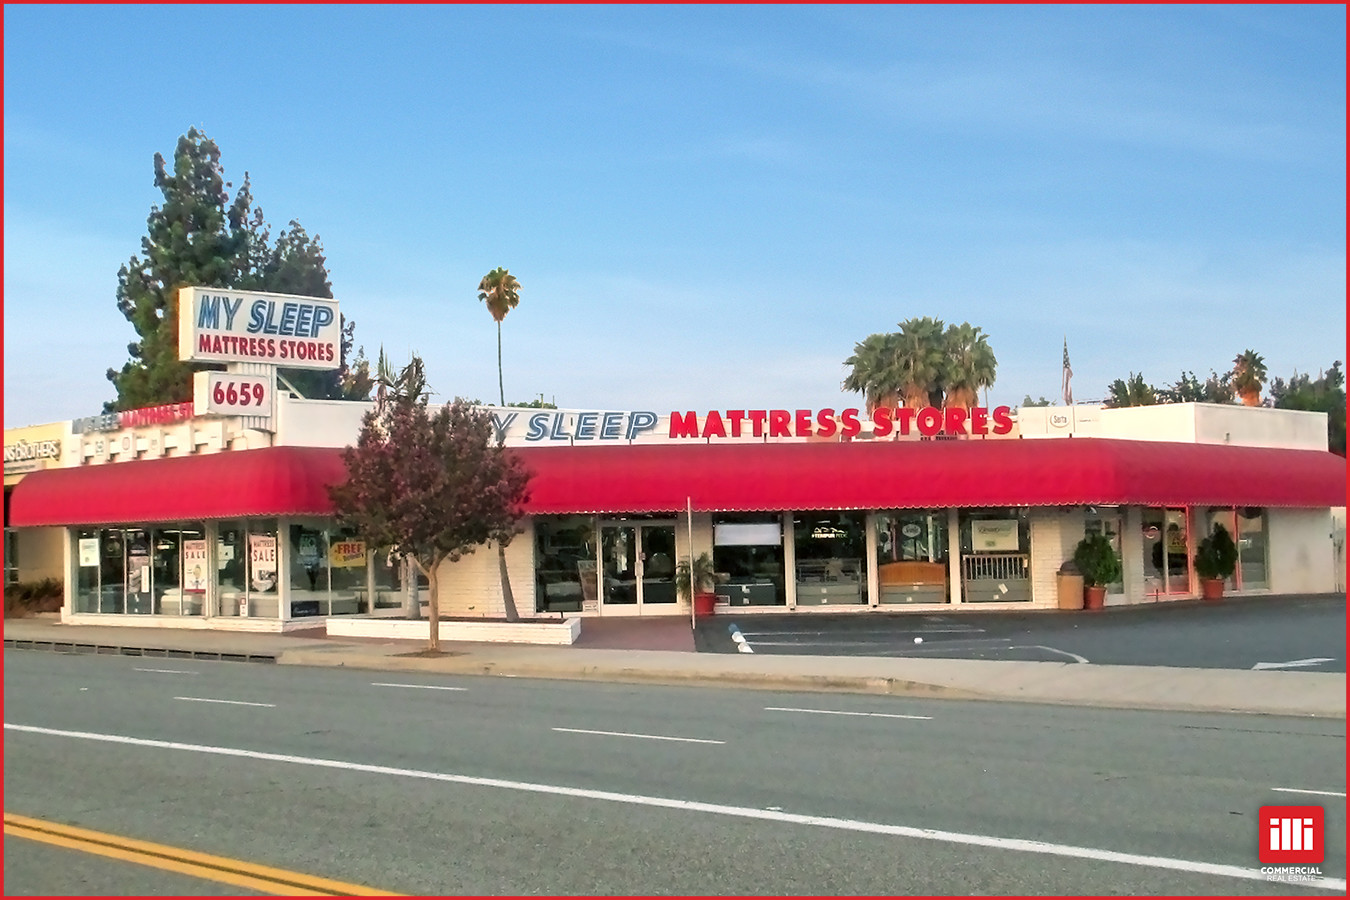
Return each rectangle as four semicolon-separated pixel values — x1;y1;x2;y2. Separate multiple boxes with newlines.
213;380;267;407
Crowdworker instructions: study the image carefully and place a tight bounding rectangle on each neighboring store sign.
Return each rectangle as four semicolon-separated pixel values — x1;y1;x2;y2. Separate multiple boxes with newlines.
1050;412;1070;428
249;535;278;593
669;406;1014;439
329;540;367;568
972;519;1019;552
4;438;61;474
179;286;341;370
72;402;194;434
184;540;209;593
193;372;272;417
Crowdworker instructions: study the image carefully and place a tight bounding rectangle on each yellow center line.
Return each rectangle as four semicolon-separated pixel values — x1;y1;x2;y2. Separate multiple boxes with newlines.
4;812;400;896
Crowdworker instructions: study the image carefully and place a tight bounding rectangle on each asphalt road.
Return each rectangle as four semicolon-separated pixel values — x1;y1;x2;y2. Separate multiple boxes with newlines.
695;593;1348;671
4;649;1345;895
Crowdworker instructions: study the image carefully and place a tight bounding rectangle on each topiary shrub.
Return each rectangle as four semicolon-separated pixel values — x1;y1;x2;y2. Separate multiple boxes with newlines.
3;578;63;617
1194;524;1239;581
1073;533;1122;588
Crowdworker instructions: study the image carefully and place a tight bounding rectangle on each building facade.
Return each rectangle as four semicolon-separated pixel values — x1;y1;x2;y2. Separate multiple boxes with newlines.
6;395;1344;632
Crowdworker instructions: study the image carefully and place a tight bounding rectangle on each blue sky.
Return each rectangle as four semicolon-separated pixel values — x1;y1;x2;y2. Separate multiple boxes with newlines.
4;5;1345;428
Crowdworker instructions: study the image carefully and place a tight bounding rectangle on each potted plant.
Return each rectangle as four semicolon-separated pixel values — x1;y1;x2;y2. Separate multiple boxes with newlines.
1073;532;1122;611
1193;523;1238;602
676;552;719;617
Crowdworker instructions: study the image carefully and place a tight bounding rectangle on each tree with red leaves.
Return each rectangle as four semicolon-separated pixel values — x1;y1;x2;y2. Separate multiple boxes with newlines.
328;358;531;650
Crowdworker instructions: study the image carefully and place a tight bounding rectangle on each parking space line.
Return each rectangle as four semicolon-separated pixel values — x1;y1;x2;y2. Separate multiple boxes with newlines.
1272;787;1346;798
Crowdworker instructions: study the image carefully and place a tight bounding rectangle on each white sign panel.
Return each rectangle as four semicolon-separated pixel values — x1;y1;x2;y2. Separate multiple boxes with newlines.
249;534;278;593
184;540;209;593
178;286;341;370
972;519;1020;552
193;371;273;418
79;538;100;567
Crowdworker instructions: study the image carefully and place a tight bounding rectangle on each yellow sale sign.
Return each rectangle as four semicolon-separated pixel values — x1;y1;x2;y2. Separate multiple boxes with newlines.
329;540;367;568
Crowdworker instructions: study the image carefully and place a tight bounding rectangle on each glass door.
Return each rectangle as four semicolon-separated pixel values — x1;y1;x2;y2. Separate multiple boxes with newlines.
599;521;677;613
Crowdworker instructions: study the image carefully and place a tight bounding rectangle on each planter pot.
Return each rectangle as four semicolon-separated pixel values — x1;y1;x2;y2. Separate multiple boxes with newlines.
1200;578;1226;602
1083;584;1107;611
693;592;717;618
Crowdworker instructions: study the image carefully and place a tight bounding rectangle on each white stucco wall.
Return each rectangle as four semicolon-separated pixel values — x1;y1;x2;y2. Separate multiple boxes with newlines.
1266;508;1338;594
432;533;537;618
275;396;371;448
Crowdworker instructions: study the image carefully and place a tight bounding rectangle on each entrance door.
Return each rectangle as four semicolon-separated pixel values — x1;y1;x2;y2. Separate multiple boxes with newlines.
599;522;678;614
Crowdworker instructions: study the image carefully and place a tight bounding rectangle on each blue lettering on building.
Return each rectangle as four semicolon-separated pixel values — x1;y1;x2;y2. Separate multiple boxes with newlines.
626;411;658;440
575;413;598;440
600;412;623;439
524;413;549;441
246;300;335;337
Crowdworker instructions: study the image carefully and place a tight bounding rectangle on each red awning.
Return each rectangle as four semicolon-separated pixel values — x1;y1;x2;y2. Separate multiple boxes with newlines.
512;438;1346;514
8;446;349;527
8;438;1344;527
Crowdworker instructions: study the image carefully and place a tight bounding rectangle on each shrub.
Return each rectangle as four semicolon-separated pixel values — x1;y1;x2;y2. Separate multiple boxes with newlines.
1073;533;1122;588
1194;524;1239;581
4;578;63;617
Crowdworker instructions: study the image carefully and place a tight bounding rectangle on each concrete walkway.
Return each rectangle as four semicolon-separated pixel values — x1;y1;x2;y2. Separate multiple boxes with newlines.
3;615;1344;719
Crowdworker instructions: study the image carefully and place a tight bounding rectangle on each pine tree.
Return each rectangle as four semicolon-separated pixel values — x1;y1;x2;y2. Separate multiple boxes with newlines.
106;128;372;411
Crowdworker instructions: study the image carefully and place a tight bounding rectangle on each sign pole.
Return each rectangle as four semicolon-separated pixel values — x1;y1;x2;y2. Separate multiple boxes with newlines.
687;496;696;632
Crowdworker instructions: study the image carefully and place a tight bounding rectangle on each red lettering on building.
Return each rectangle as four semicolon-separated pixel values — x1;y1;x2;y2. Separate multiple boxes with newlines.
944;407;968;435
702;410;727;438
726;410;745;437
916;407;943;437
768;410;791;438
668;412;700;439
815;409;837;438
748;410;767;437
840;408;861;438
794;409;814;437
992;406;1014;435
871;407;892;437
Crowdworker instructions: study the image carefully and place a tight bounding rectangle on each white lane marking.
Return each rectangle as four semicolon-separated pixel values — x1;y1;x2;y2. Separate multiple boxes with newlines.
133;667;198;675
766;707;932;721
1251;658;1334;671
551;727;724;745
1273;787;1347;798
738;627;984;637
173;697;276;708
371;682;468;692
7;723;1343;893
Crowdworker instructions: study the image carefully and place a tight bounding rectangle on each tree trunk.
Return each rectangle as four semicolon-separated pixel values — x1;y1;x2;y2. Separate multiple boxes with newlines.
497;543;520;622
403;557;421;620
497;322;505;406
418;556;441;652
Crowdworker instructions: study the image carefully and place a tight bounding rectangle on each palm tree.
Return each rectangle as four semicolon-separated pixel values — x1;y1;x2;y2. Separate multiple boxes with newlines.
477;267;521;406
1105;373;1158;408
941;322;997;410
842;332;904;414
894;317;948;409
1231;349;1268;407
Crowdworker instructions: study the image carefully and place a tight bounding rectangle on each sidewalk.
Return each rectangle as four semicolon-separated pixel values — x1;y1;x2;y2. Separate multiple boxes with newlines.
3;615;1344;719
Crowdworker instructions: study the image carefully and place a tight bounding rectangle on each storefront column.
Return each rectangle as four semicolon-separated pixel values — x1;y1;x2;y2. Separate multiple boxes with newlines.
277;518;292;622
60;526;75;623
782;511;797;610
864;513;880;607
946;508;963;605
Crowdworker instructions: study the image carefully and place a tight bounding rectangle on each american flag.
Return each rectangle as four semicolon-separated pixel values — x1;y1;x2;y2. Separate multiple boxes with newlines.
1062;337;1073;405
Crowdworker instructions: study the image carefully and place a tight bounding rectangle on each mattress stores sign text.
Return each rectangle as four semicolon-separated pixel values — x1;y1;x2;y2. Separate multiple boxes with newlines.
178;286;341;370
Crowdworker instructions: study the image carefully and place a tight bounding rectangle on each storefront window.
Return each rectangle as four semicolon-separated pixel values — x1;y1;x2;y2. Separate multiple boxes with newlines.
217;521;247;617
1237;507;1268;590
372;548;406;610
4;527;17;585
74;528;100;613
959;508;1031;602
1204;508;1239;591
535;516;595;613
875;510;949;604
1141;508;1189;595
218;519;280;619
793;512;865;606
289;523;328;618
327;525;368;614
712;513;786;606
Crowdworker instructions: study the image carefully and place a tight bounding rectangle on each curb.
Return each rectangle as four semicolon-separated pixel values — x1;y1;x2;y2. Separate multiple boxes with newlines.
3;637;278;664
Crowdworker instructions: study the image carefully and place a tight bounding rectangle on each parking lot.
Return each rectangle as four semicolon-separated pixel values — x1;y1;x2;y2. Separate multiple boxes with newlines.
693;592;1347;671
